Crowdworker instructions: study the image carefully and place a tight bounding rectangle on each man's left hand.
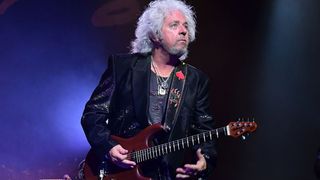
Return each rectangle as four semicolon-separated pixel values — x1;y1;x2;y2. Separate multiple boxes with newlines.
176;148;207;179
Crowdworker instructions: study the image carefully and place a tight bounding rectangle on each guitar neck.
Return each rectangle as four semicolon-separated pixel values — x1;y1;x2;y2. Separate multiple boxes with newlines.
129;125;230;163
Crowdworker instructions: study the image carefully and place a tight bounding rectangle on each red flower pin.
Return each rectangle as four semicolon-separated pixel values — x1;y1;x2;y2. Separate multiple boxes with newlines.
175;71;185;80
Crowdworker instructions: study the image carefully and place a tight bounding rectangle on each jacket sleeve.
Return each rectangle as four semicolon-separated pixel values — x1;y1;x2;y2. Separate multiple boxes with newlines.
81;56;117;158
191;74;217;178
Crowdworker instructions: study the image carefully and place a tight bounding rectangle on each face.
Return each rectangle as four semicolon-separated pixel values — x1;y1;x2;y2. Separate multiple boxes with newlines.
159;10;189;57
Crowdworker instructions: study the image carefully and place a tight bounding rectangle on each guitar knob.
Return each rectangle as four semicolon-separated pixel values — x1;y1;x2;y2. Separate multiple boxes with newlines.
241;135;246;140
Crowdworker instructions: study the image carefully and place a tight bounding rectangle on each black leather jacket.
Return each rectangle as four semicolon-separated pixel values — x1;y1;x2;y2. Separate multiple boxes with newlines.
81;53;217;178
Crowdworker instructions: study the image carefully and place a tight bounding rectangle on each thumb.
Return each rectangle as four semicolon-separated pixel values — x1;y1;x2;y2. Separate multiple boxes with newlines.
196;148;204;160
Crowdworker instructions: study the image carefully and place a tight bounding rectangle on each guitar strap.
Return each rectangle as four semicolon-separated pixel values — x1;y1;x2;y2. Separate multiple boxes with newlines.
162;61;188;132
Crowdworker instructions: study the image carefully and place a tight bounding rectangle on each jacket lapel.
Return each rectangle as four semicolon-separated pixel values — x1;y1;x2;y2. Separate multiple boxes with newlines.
132;54;151;127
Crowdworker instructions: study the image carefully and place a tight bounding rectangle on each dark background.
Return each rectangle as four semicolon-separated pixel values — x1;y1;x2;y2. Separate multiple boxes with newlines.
1;0;319;179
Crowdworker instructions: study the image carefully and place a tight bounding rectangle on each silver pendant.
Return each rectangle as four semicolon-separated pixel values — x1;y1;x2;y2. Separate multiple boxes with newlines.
158;86;166;95
161;81;168;89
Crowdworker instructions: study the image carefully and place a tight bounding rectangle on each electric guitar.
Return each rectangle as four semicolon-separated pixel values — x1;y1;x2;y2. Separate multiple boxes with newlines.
83;121;258;180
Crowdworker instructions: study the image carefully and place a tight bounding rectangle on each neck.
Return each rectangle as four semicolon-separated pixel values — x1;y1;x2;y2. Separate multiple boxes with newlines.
151;49;179;77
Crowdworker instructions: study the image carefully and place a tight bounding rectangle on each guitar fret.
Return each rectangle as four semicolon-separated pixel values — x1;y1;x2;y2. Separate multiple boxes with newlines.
197;134;200;144
151;148;153;159
182;139;185;149
216;129;219;138
165;144;168;154
209;131;212;140
135;151;138;163
143;150;146;162
141;150;144;162
148;148;151;159
177;140;180;150
173;141;176;151
192;136;194;145
161;145;164;155
146;149;149;160
203;133;206;142
140;151;143;162
169;142;172;152
186;137;189;147
132;152;135;162
136;152;139;162
138;151;141;163
151;147;154;159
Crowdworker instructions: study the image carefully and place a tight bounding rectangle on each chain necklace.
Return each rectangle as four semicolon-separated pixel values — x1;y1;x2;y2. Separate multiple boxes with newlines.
151;60;171;96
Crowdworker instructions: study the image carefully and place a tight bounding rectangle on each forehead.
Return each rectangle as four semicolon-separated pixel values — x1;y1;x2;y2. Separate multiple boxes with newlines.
163;10;187;24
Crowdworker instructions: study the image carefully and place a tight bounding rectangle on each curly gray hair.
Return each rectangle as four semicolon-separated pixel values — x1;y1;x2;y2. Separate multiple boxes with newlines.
130;0;196;60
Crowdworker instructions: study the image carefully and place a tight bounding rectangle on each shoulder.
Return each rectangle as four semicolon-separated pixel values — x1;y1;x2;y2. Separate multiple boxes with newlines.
109;53;149;65
107;53;150;77
185;63;210;82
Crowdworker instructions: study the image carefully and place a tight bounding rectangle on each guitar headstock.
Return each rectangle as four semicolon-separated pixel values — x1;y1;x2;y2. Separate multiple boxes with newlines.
227;120;257;138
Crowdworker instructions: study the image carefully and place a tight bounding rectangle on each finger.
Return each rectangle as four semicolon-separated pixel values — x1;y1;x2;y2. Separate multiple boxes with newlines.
196;148;205;160
110;150;127;161
184;163;198;170
118;146;128;154
115;153;128;161
176;167;187;174
122;159;136;166
176;173;190;179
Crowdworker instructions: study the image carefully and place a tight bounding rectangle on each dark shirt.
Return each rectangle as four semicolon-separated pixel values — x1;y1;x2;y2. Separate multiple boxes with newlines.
145;71;173;179
148;71;171;125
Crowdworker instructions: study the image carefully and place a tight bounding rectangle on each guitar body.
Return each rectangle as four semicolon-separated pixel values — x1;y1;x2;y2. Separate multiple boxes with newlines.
83;123;163;180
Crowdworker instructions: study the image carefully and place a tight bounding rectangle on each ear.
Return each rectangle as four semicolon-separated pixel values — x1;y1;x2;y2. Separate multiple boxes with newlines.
150;31;161;43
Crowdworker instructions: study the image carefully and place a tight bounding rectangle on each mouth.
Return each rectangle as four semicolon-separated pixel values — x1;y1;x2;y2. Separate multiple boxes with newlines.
178;39;187;42
177;39;188;44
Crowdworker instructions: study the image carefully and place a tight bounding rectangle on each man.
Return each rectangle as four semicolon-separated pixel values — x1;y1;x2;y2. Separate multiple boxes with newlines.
81;0;217;179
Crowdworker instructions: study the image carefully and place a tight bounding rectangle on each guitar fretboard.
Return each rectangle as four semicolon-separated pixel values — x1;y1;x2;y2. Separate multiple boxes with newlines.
129;126;229;163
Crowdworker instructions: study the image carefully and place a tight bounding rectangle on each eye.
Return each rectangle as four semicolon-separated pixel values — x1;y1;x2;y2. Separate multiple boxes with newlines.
183;23;188;29
170;23;178;29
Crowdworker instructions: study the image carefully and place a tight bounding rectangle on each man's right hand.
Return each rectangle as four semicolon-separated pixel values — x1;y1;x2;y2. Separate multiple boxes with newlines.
108;144;136;168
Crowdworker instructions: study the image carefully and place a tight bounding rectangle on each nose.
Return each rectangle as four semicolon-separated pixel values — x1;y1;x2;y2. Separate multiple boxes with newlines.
179;25;187;36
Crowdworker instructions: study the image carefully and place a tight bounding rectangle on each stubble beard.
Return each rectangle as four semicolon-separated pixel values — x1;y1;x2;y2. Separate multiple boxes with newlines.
162;41;188;59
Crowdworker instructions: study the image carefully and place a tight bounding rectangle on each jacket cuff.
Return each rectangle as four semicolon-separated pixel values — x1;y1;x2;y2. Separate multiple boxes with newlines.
93;139;118;159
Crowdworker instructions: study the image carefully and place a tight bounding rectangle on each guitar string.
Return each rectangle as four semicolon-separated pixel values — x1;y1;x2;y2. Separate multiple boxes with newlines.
128;122;256;162
130;123;254;162
128;127;227;162
130;130;214;162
